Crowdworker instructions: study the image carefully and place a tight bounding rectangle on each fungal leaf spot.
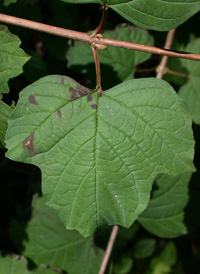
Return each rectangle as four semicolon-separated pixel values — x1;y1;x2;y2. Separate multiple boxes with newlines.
28;95;38;105
57;109;62;118
22;132;36;157
91;104;98;109
87;94;93;102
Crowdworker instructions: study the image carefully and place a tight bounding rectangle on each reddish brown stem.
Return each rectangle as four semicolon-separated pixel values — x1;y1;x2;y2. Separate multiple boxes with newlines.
98;225;119;274
91;46;102;92
93;5;108;35
1;13;200;62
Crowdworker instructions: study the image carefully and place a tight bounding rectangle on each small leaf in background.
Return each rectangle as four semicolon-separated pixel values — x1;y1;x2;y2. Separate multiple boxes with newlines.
66;25;154;89
59;0;200;31
5;75;195;236
178;38;200;125
133;238;156;259
113;254;133;274
0;25;30;98
150;242;177;271
22;197;103;274
3;0;17;6
0;100;13;149
138;173;192;238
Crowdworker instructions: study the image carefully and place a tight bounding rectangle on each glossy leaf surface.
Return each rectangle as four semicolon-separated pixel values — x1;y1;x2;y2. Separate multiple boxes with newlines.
6;75;195;236
23;197;103;274
0;25;30;98
60;0;200;31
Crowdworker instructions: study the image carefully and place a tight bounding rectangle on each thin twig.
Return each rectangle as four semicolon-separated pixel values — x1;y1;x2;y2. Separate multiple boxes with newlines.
98;225;119;274
156;28;176;78
165;68;190;78
1;13;200;62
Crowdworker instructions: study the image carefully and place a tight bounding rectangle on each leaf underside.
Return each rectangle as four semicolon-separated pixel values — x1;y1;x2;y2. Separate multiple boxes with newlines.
59;0;200;31
5;75;195;236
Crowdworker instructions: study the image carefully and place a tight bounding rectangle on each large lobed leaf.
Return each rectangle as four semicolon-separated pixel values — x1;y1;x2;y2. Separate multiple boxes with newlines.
60;0;200;31
0;25;30;98
5;75;195;236
22;197;103;274
179;38;200;125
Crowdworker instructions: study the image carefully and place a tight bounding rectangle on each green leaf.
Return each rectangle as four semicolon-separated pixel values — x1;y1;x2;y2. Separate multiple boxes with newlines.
5;75;195;236
0;25;30;98
150;263;171;274
67;25;154;89
59;0;200;31
23;197;103;274
0;255;62;274
32;267;62;274
138;173;192;238
0;255;30;274
179;38;200;125
0;100;13;149
113;255;133;274
133;238;156;259
3;0;17;6
150;242;177;268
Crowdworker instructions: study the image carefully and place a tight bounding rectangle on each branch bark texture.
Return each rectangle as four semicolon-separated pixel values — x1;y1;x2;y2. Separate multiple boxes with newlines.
1;13;200;62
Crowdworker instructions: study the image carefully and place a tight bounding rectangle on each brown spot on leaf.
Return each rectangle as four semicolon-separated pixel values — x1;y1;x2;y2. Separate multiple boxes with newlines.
77;89;87;97
22;133;36;157
91;104;98;109
60;77;65;84
98;92;103;97
87;94;93;102
28;95;38;105
69;87;88;101
69;87;79;101
57;109;62;118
